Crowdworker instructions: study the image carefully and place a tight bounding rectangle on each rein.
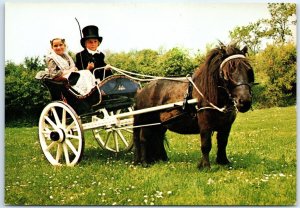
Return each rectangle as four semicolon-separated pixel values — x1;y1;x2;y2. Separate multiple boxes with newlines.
108;54;250;113
186;76;228;113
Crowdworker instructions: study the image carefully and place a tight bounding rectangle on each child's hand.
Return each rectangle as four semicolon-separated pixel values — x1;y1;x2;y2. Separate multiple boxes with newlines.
104;64;111;70
87;62;94;70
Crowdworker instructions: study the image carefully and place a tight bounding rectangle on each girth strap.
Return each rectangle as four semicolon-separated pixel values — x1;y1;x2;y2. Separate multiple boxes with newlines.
182;80;196;115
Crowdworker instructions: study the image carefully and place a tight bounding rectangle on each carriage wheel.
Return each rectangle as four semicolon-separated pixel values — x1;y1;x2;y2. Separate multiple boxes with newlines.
93;107;134;153
38;101;84;166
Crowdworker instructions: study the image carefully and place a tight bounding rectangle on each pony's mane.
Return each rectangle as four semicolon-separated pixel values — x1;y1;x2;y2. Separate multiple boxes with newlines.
193;42;249;105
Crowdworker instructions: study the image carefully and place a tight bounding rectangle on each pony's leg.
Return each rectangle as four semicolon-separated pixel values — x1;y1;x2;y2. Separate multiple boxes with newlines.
139;126;168;165
216;130;231;165
153;127;168;162
133;127;141;165
139;127;155;166
198;131;212;169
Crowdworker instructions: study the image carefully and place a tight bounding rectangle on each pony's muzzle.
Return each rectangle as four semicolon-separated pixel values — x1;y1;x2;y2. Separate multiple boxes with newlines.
236;98;252;113
233;85;252;113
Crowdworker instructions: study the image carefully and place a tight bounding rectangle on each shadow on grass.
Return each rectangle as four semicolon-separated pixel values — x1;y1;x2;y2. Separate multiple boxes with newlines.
80;146;134;164
80;146;295;173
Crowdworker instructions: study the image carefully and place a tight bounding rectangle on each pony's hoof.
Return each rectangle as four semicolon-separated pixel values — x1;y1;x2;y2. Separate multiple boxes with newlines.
133;160;140;166
142;162;150;168
197;160;211;169
216;157;230;165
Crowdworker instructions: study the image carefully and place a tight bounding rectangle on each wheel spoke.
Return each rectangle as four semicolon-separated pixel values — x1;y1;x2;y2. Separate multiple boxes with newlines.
41;128;52;139
55;143;63;162
66;133;81;140
46;141;57;151
113;131;119;152
65;139;79;156
122;128;133;134
63;143;70;165
104;131;112;148
66;121;76;132
62;109;67;128
51;107;61;127
44;115;58;130
116;130;129;147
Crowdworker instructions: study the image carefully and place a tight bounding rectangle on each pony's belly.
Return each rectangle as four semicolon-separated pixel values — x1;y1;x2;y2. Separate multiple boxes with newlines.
160;112;200;134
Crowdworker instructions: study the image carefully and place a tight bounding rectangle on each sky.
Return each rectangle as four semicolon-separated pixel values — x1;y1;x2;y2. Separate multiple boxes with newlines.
5;0;275;64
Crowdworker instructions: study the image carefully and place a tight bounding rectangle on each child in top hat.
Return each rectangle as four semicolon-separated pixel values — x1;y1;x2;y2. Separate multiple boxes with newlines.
75;25;113;80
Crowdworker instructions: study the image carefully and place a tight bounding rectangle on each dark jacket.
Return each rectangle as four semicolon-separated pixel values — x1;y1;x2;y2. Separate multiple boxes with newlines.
75;49;113;80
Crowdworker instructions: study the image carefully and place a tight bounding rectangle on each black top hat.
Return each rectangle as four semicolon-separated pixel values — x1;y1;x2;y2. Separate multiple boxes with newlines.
80;25;103;48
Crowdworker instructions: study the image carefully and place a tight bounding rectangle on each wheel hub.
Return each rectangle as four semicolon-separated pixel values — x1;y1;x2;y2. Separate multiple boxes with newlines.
50;129;65;142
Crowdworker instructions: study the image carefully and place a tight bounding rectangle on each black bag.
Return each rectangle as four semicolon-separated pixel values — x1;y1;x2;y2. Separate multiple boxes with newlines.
68;72;80;85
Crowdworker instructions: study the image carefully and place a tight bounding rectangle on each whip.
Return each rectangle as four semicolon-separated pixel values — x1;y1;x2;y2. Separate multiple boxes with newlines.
75;17;85;69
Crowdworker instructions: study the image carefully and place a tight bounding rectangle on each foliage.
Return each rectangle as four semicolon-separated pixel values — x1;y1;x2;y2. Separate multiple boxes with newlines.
252;43;296;107
107;48;200;77
229;21;266;54
5;58;50;125
107;49;161;75
5;106;296;205
158;47;198;77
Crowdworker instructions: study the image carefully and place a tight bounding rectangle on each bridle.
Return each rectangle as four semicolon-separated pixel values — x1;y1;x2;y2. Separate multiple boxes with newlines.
217;54;256;112
219;54;255;95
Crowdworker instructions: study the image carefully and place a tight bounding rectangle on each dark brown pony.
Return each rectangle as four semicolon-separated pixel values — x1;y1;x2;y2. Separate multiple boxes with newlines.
133;43;255;169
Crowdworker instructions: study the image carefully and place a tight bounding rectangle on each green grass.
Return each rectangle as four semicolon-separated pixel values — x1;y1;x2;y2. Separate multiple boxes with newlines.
5;106;296;205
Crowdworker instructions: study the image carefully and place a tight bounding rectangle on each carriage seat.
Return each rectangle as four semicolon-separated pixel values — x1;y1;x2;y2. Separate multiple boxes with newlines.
37;74;140;113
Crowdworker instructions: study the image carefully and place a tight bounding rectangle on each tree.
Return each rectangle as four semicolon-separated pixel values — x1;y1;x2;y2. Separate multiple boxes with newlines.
229;21;265;54
5;60;50;125
266;3;296;43
158;47;197;77
229;3;296;53
24;56;45;71
253;43;296;107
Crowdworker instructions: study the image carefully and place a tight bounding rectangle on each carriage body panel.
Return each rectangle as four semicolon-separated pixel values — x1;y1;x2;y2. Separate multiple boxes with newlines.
42;74;140;114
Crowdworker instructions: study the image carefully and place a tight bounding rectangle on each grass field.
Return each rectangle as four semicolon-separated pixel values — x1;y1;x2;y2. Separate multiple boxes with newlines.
5;106;296;205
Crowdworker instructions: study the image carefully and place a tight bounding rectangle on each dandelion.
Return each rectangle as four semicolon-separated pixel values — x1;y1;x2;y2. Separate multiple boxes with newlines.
144;199;148;204
112;202;117;205
167;191;172;195
207;178;214;185
155;191;163;198
50;195;53;199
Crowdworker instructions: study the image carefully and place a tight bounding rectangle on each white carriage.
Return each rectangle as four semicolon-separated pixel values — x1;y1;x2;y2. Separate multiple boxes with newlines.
37;67;198;166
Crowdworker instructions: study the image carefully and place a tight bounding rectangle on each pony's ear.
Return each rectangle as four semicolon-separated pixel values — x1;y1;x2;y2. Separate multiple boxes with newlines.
241;46;248;55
